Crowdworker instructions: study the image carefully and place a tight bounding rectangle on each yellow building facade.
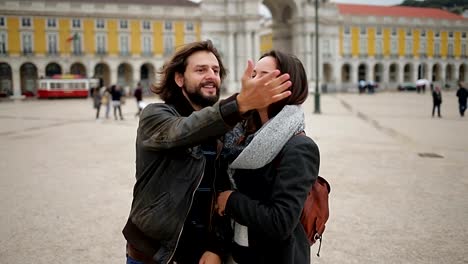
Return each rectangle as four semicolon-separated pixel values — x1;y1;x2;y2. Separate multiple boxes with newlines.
0;0;201;97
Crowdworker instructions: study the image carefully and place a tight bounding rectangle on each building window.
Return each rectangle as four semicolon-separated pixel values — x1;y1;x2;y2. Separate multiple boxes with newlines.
462;43;466;56
142;20;151;30
164;35;174;55
22;17;32;27
343;37;351;55
72;19;81;29
376;26;382;36
420;41;426;55
448;31;453;38
96;19;105;29
391;27;397;36
406;40;412;55
0;17;5;27
164;21;172;32
96;34;106;54
435;31;440;38
420;29;426;37
186;22;194;32
448;43;453;56
434;42;440;56
406;28;412;37
463;32;466;39
142;35;152;55
21;32;33;54
375;39;382;55
360;26;366;35
359;37;367;55
120;20;128;29
47;18;56;28
344;26;350;35
119;34;130;55
47;33;58;54
391;39;397;55
72;33;81;55
0;32;7;54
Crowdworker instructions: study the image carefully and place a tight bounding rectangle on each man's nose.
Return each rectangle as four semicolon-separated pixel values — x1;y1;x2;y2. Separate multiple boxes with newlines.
205;69;216;80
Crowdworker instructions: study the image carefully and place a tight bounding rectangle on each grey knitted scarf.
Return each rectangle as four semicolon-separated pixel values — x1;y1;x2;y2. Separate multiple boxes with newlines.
224;105;305;247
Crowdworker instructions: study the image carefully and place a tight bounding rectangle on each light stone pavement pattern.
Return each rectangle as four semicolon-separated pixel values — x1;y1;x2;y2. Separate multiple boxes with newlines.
0;91;467;264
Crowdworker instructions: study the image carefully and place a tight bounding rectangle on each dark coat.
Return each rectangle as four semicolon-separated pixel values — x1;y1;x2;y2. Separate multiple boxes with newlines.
226;134;320;264
123;93;242;264
457;87;468;105
432;90;442;105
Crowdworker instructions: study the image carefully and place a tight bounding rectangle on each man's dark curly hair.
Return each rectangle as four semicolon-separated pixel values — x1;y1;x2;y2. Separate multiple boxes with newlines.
151;40;227;102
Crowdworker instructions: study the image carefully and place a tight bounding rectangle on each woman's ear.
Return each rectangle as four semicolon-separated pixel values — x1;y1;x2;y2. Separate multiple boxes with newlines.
175;72;184;88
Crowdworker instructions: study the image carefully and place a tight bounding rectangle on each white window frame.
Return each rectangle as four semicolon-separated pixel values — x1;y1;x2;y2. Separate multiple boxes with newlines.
96;33;107;54
21;17;32;28
343;36;351;55
96;19;106;30
462;43;467;56
344;26;350;35
71;32;83;55
141;20;151;31
376;26;382;36
164;21;173;32
21;31;34;54
391;39;398;55
359;37;367;55
119;19;128;30
164;34;174;55
405;39;413;55
72;18;81;29
141;34;152;55
0;16;6;28
360;26;366;35
420;41;426;55
434;41;440;56
375;38;383;55
0;31;7;54
119;33;130;55
46;32;59;54
448;42;453;56
46;18;57;29
185;22;194;32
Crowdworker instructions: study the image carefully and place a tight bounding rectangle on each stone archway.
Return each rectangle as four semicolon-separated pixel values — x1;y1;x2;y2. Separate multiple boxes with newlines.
20;62;38;96
117;62;133;93
70;62;87;77
94;63;111;87
0;63;13;97
432;64;441;82
459;64;466;82
374;63;383;83
403;63;413;82
45;62;62;77
389;63;399;83
358;63;367;81
323;63;332;83
140;63;156;93
341;64;351;83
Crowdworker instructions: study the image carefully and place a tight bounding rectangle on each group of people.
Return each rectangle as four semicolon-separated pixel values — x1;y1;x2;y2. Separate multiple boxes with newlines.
122;40;320;264
431;81;468;118
92;82;146;121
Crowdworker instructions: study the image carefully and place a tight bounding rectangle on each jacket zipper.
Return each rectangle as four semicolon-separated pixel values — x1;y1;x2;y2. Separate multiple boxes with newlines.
165;159;206;264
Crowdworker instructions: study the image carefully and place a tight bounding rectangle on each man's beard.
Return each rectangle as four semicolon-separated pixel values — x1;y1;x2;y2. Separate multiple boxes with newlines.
183;81;220;108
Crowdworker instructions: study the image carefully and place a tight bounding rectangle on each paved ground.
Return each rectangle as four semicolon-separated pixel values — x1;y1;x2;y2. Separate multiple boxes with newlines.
0;90;467;264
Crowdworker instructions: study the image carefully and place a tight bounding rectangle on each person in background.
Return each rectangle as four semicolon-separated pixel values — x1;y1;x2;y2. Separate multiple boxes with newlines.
134;82;143;117
456;81;468;117
110;85;124;120
122;40;292;264
431;86;442;118
216;50;320;264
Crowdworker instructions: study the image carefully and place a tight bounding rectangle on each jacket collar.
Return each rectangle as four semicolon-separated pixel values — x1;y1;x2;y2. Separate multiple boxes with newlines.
167;90;195;117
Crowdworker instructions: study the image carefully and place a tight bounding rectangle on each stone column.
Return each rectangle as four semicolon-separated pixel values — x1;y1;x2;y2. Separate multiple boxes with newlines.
305;33;313;82
11;70;23;99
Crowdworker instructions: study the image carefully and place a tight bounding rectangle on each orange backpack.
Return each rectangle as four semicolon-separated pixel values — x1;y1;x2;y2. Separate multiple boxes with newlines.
300;176;331;257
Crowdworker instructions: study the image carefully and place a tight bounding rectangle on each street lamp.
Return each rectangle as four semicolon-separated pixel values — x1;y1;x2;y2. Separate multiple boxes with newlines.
314;0;321;114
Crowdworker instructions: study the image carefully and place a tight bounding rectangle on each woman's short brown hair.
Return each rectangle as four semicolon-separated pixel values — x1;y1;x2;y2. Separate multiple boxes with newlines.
261;50;309;118
152;40;227;103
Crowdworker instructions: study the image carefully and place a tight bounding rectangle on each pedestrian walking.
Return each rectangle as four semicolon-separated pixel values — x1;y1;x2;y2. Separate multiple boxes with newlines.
121;40;292;264
133;82;143;117
92;87;102;119
432;86;442;118
456;81;468;117
110;85;124;120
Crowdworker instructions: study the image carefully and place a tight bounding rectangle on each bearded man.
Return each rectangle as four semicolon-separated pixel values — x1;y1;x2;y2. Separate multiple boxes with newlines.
122;40;292;264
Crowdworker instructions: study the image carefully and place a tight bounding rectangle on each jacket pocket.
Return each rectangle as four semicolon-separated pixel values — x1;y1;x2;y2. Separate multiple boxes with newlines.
130;192;177;241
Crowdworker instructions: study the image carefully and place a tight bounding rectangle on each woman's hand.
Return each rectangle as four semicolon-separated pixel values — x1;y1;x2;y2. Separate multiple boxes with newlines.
198;251;221;264
216;190;233;216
